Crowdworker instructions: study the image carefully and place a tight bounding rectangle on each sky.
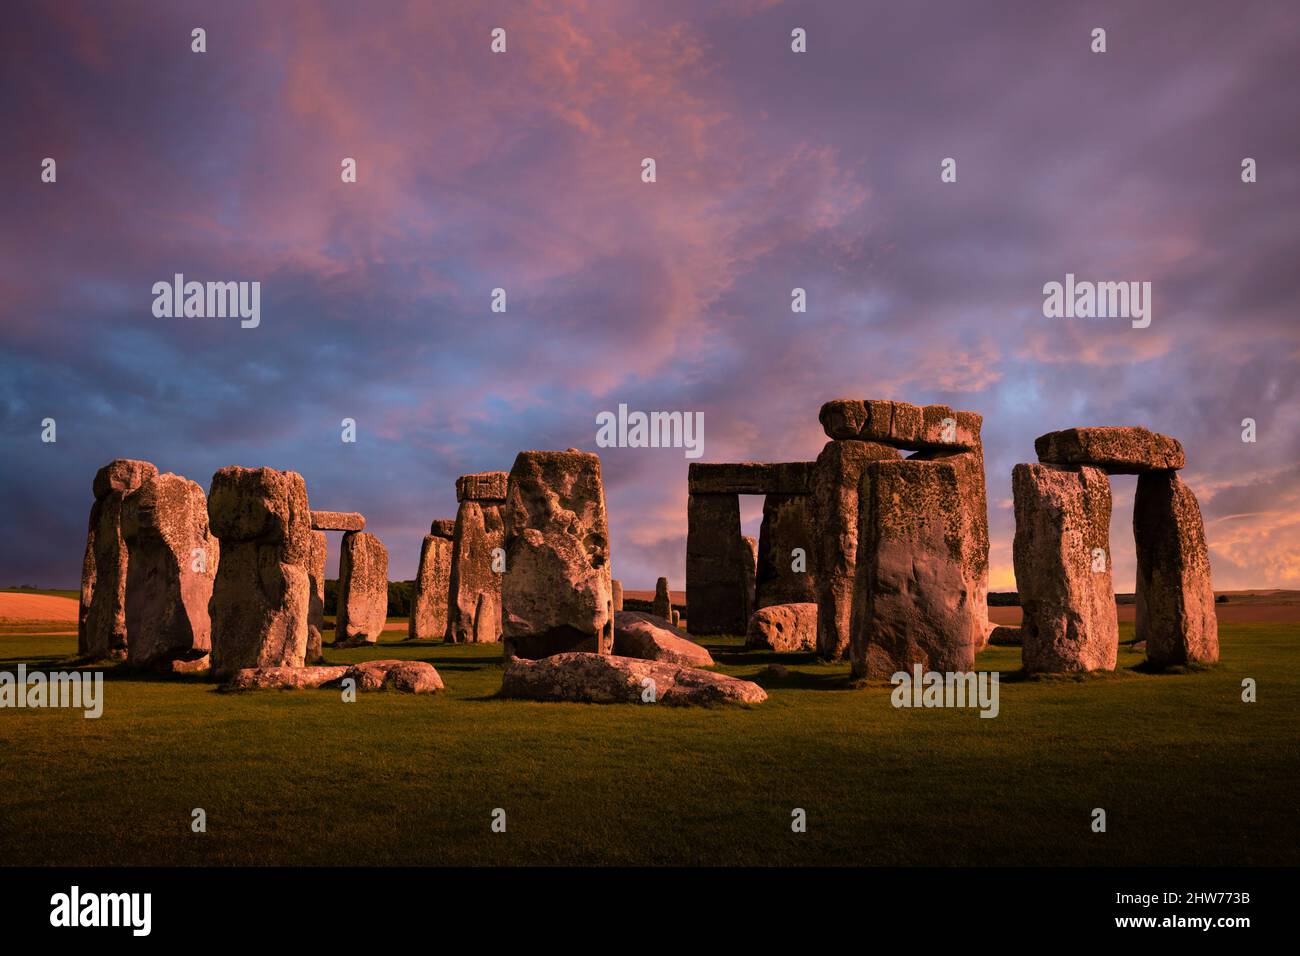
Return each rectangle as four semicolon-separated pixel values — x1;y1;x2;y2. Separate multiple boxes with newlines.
1;0;1298;592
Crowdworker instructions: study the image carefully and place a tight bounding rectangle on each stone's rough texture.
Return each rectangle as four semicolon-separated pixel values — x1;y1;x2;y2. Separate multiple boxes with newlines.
652;577;673;619
306;531;327;662
745;603;818;652
120;473;219;669
225;665;348;690
741;535;758;624
207;466;312;678
756;493;818;608
1034;426;1185;474
409;533;453;640
850;456;986;678
687;461;814;496
336;531;389;644
429;518;456;538
810;439;901;660
687;494;750;635
819;399;982;451
613;611;714;666
988;625;1023;646
80;459;159;659
501;450;613;658
1012;463;1118;673
345;659;444;694
456;471;509;502
309;510;365;531
1134;471;1219;666
611;579;623;612
501;653;766;706
473;591;500;645
445;498;505;643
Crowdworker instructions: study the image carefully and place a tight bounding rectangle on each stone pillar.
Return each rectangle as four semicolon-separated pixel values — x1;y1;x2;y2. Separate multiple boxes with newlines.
755;494;817;609
686;494;749;635
1134;471;1218;666
652;577;673;619
336;531;389;645
79;459;159;659
1012;463;1118;673
410;519;455;641
741;535;758;626
612;579;624;612
306;531;327;662
207;466;311;678
501;450;613;659
446;472;508;643
121;473;218;669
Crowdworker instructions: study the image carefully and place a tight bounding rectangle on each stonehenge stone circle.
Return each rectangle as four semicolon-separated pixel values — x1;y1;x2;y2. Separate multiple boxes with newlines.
652;576;673;618
336;531;389;644
409;520;454;641
501;652;766;706
745;602;818;652
613;610;714;666
1035;426;1185;474
120;472;218;670
306;531;327;662
501;450;613;659
310;510;365;531
446;471;507;644
206;466;312;678
1134;471;1219;666
80;458;159;659
1012;463;1118;673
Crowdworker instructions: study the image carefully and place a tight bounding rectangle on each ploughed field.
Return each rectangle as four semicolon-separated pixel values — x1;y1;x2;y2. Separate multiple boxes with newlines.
1;614;1296;866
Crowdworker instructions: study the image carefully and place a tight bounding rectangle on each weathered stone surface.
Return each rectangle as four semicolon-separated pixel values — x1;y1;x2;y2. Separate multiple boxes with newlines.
741;535;758;624
687;495;749;635
810;439;900;660
850;455;986;678
307;531;326;662
652;577;673;618
501;652;765;706
445;499;504;643
456;471;508;502
612;578;623;612
819;399;982;451
1034;426;1185;473
345;659;444;694
310;510;365;531
756;493;817;608
745;603;818;652
80;459;159;659
473;590;499;644
1134;471;1218;666
671;609;681;627
501;450;613;658
336;531;388;644
409;533;453;640
207;466;312;678
1012;463;1118;673
121;473;219;669
224;665;348;690
988;625;1022;646
687;461;814;496
614;610;714;666
429;518;456;538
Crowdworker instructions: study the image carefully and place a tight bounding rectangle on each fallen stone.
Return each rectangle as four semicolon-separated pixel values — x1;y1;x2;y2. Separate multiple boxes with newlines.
613;610;714;666
687;461;814;496
224;665;348;690
336;531;389;644
500;652;766;706
345;659;444;694
745;603;818;652
456;471;509;502
307;531;326;662
652;576;673;619
988;625;1022;646
409;532;453;640
1034;426;1185;473
818;399;982;451
310;510;365;531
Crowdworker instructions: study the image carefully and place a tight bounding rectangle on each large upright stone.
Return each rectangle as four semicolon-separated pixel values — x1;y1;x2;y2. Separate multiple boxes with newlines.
409;521;454;641
1035;426;1185;474
1134;471;1218;666
207;466;311;678
612;579;624;612
756;493;817;608
336;531;389;644
810;439;900;660
446;472;507;643
1012;463;1118;673
741;535;758;624
652;577;673;619
121;473;218;669
306;531;327;662
850;455;985;678
80;459;159;659
501;450;613;659
686;494;749;635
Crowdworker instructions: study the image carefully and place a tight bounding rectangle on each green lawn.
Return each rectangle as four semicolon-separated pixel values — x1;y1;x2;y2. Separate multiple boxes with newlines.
0;621;1295;866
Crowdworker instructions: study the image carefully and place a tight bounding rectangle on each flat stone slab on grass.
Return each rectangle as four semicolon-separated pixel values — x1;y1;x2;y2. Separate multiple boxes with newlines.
224;665;348;690
613;611;713;666
223;660;443;693
1034;426;1185;473
501;652;766;706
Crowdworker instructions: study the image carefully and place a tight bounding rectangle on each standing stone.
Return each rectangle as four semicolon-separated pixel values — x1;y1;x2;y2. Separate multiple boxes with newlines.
306;531;327;662
756;494;818;608
501;450;613;659
652;577;673;619
121;473;218;669
446;472;507;643
686;494;748;635
741;535;758;625
409;521;455;641
473;591;500;645
851;456;985;678
80;459;159;659
1134;471;1218;666
810;440;900;660
671;609;681;627
1012;463;1118;673
207;466;311;679
612;578;624;612
336;531;389;644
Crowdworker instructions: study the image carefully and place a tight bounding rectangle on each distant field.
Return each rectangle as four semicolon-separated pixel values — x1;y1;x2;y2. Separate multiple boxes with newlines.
1;617;1296;866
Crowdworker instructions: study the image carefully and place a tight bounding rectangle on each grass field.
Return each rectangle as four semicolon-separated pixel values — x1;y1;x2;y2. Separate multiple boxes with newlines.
1;619;1296;866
